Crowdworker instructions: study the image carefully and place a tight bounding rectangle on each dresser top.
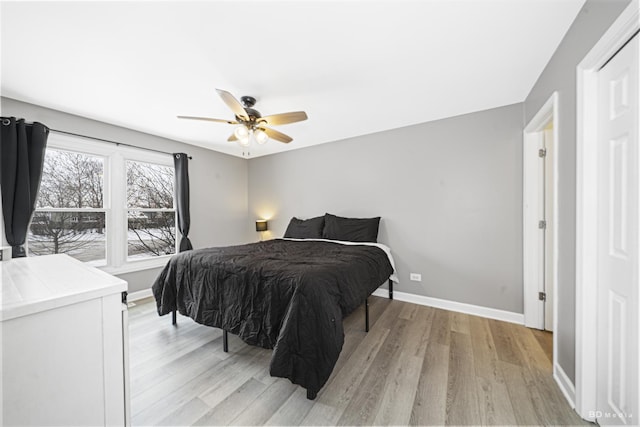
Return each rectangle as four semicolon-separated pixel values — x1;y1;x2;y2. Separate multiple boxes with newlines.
1;254;127;321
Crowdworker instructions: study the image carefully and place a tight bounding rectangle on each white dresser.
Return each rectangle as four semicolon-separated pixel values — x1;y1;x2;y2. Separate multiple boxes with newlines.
1;254;130;426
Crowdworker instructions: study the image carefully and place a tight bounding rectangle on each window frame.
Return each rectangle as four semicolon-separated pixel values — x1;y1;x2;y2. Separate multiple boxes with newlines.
37;132;178;274
125;158;177;262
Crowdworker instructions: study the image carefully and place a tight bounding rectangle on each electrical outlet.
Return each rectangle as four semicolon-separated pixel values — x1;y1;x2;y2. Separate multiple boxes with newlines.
410;273;422;282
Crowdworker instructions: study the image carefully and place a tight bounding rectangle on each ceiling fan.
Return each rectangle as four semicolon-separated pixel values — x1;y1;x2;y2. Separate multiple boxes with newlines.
178;89;308;147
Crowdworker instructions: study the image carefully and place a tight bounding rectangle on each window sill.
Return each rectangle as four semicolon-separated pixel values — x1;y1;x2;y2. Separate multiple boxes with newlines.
99;255;173;276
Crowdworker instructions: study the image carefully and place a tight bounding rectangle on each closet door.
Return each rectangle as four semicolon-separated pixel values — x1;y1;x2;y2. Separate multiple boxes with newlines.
596;33;639;426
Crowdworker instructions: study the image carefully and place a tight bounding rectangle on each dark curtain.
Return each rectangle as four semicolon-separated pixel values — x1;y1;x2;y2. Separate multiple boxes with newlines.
0;117;49;258
173;153;193;252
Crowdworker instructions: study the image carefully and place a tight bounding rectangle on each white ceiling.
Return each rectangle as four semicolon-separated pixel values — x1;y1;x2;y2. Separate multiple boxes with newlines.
1;0;584;158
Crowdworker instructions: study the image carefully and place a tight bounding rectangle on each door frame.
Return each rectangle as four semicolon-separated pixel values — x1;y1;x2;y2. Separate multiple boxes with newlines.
523;90;559;362
575;1;639;421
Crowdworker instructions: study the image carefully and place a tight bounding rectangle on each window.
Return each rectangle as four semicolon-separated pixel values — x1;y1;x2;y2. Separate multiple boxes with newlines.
29;149;107;265
126;160;176;259
27;133;177;273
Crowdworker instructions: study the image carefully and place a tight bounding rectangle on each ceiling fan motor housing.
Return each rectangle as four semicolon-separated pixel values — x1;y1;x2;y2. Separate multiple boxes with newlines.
239;96;261;121
240;95;256;107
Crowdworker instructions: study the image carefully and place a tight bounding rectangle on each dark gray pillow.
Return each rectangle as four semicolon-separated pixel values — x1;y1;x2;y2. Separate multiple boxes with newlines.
322;213;380;243
283;216;325;239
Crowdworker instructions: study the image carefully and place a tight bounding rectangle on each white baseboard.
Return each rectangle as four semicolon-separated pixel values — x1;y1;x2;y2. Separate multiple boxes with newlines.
128;288;153;302
131;286;523;324
554;362;577;410
372;288;524;325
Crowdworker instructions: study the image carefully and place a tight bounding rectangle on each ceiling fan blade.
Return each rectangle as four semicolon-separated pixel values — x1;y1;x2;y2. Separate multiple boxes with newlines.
259;126;293;144
259;111;308;126
216;88;249;120
227;133;238;142
177;115;238;125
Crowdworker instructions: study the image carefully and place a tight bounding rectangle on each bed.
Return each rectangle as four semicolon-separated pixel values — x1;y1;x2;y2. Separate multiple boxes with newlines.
152;214;396;399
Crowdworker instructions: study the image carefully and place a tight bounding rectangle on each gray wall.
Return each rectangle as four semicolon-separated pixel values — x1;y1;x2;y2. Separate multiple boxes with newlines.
248;103;525;313
1;97;252;293
523;0;631;384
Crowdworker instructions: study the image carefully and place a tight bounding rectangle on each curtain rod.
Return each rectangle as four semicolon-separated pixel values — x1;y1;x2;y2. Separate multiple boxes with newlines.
49;128;192;159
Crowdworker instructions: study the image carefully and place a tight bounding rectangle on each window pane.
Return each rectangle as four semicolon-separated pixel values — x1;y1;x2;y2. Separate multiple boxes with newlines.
37;149;104;209
128;211;176;259
127;161;174;209
28;211;106;264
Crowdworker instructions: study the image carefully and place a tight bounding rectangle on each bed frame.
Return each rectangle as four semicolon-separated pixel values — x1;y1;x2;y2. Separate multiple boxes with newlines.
170;278;393;399
171;278;393;330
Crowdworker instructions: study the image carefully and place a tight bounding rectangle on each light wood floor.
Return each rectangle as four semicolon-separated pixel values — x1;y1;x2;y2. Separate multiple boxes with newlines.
129;296;588;426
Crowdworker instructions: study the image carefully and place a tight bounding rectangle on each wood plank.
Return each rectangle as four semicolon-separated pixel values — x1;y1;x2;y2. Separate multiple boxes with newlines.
445;331;481;425
532;369;589;426
373;354;423;426
512;324;552;372
398;300;418;320
371;307;432;425
499;360;544;425
411;305;435;358
130;338;221;398
475;376;518;425
131;323;226;372
198;348;272;409
488;318;525;366
132;346;264;425
468;315;503;383
264;388;315;426
130;350;223;419
155;397;210;426
373;299;405;329
300;326;391;425
430;308;452;346
228;380;298;426
193;378;268;426
337;318;411;426
410;342;449;426
363;295;391;330
531;329;553;364
450;311;470;334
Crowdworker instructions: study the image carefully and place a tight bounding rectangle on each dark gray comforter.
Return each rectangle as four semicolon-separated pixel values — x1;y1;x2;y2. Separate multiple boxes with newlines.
152;239;393;397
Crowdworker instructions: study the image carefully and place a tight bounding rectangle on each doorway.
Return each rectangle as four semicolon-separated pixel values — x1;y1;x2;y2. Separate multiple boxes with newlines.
523;92;558;335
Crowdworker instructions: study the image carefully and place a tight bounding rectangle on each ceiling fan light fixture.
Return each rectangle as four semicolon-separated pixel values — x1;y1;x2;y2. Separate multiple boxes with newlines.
234;125;249;140
255;129;268;145
239;136;251;147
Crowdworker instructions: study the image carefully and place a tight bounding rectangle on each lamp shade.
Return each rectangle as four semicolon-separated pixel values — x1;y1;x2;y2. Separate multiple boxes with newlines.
255;129;268;144
255;220;268;232
234;126;251;146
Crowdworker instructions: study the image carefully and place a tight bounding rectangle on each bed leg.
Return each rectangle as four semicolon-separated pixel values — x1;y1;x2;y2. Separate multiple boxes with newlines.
223;330;228;353
306;389;317;400
388;279;393;300
172;310;177;326
365;298;369;332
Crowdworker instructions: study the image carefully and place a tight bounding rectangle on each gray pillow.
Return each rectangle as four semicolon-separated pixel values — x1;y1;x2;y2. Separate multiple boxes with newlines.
322;213;380;242
283;216;325;239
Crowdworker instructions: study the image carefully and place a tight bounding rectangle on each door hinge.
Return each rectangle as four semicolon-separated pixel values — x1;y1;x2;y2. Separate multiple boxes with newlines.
539;292;546;301
539;148;547;158
122;291;128;304
538;220;547;229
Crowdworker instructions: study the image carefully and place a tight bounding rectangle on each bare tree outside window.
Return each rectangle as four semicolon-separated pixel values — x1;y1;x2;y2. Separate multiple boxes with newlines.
28;149;106;263
28;147;176;264
127;160;176;259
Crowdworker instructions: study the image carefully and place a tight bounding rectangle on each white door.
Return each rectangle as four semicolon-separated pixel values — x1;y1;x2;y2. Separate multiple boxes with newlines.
596;33;639;426
543;126;554;331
